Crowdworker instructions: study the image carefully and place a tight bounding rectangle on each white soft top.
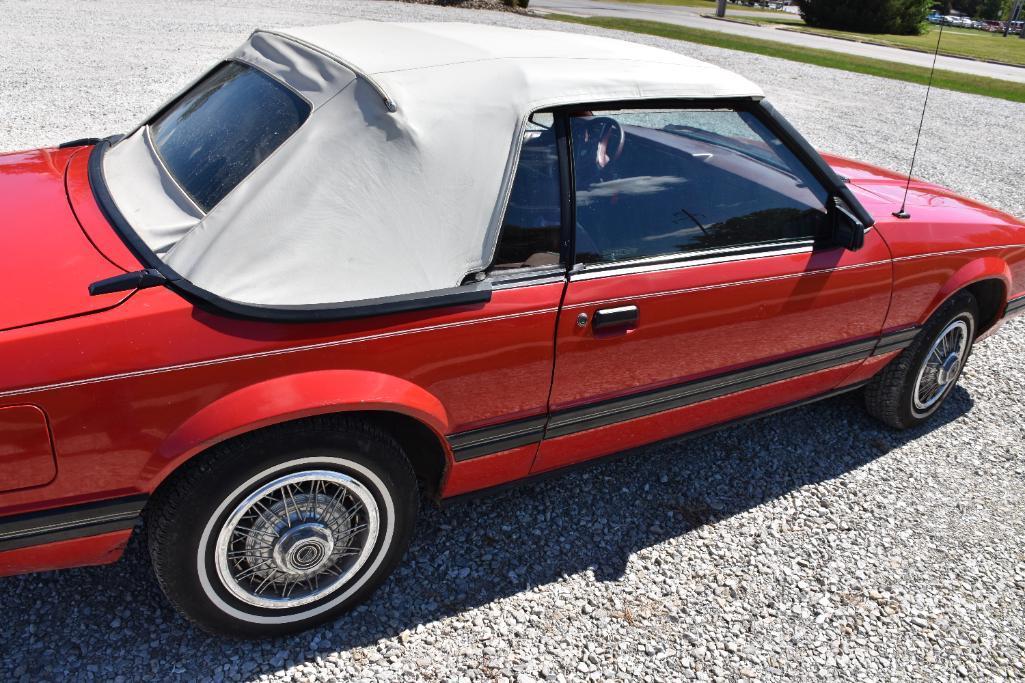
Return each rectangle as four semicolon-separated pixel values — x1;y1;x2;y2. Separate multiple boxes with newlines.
104;21;762;306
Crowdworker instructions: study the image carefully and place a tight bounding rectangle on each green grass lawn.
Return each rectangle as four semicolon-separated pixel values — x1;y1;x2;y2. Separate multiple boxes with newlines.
545;14;1025;103
767;23;1025;67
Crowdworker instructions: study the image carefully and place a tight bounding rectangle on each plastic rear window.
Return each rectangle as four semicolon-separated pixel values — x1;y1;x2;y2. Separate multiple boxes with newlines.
150;61;311;212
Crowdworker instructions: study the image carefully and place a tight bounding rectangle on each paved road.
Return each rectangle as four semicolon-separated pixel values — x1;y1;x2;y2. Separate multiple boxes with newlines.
532;0;1025;83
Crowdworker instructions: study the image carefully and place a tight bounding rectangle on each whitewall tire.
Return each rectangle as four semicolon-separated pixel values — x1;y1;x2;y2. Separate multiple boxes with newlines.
147;416;418;638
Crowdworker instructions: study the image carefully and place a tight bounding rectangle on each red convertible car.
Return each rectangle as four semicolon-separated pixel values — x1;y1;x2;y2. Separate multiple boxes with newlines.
1;22;1023;637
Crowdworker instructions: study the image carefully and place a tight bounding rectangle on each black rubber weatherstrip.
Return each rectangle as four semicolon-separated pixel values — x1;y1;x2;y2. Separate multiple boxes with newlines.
87;139;492;323
446;333;900;460
443;381;867;506
0;495;147;553
59;137;102;149
1005;294;1025;316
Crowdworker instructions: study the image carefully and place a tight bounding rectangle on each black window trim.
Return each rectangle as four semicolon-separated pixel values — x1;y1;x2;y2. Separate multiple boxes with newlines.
542;97;873;276
482;109;572;286
88;138;492;323
556;110;577;270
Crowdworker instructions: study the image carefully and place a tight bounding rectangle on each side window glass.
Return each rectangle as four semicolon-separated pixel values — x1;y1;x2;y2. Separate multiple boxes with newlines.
489;114;563;271
569;108;831;265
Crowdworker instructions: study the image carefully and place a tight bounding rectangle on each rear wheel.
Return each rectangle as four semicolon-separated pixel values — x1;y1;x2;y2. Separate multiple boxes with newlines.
147;416;418;638
865;291;978;429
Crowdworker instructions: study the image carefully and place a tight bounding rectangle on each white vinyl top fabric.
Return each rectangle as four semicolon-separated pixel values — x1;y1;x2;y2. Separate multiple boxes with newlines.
103;22;762;306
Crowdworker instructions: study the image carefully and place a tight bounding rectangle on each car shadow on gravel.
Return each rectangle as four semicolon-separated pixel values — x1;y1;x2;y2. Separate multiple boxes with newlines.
1;387;973;680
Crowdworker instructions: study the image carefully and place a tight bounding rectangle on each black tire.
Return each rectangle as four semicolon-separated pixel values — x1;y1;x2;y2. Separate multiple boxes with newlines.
865;291;978;430
146;415;418;638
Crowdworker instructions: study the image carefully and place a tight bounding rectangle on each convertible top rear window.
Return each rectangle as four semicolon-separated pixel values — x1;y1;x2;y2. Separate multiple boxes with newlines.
150;61;311;212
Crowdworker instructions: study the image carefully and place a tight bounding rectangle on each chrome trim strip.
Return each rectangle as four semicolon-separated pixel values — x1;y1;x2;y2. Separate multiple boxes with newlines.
489;266;567;290
563;259;892;311
142;126;205;216
0;308;559;400
578;239;815;272
0;510;139;541
572;243;815;281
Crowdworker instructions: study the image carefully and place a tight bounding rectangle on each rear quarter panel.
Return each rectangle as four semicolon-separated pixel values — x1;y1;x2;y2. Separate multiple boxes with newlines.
0;282;562;516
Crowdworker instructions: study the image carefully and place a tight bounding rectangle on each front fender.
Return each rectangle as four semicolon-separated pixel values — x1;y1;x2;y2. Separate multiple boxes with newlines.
148;370;451;487
923;256;1010;323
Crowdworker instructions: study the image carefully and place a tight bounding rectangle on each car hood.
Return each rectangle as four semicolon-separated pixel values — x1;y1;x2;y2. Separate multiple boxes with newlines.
0;146;132;332
821;152;1021;227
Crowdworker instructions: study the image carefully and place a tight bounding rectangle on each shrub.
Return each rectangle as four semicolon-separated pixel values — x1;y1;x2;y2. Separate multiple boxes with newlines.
797;0;934;34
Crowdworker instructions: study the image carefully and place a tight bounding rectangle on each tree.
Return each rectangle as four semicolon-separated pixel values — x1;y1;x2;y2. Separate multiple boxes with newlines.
797;0;934;34
940;0;1013;18
968;0;1013;19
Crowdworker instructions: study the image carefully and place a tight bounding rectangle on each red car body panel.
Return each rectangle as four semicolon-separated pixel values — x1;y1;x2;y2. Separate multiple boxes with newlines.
824;153;1025;331
0;143;1023;578
0;149;130;332
535;232;893;472
0;405;58;492
0;529;132;576
535;363;864;475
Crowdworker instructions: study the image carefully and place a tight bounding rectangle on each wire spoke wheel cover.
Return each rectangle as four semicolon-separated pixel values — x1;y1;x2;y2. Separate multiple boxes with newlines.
214;470;380;609
912;318;969;418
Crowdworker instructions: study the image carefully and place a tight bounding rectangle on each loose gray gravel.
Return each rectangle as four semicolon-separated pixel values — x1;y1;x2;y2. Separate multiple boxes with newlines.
1;2;1023;681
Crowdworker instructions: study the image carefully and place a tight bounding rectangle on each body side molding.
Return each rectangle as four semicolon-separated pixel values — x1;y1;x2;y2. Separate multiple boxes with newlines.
871;327;920;356
443;381;868;504
1005;293;1025;315
0;495;146;552
446;331;918;461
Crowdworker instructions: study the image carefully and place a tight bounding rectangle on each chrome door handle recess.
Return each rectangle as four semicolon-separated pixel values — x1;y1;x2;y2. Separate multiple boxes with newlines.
592;305;639;331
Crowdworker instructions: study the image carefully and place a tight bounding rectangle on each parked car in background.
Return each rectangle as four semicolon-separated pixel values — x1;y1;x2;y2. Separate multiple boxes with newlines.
1;21;1023;638
942;15;974;27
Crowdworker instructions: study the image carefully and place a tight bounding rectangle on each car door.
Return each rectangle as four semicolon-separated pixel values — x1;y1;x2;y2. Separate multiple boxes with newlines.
438;112;572;495
532;103;892;474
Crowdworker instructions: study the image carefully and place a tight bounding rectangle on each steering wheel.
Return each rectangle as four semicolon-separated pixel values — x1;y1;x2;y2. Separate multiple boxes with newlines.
575;116;626;174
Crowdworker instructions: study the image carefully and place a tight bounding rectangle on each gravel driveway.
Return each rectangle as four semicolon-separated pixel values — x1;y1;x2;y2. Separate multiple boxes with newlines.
1;2;1023;681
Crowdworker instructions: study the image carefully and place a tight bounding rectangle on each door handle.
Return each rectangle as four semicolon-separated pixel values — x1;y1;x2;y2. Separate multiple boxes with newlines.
591;305;639;331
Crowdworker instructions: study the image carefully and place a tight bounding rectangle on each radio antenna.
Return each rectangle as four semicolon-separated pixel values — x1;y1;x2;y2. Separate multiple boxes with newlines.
893;22;945;219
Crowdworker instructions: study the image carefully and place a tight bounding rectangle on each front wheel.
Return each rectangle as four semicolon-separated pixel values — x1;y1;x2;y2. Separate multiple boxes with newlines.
146;417;418;638
865;291;978;429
